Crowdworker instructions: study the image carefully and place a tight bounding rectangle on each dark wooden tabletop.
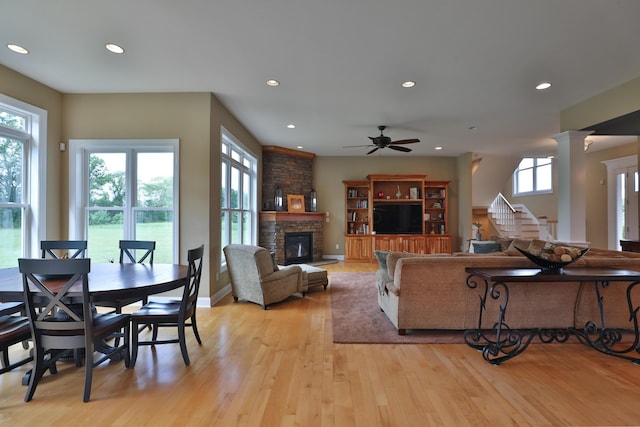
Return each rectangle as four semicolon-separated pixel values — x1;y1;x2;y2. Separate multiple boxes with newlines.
0;263;189;302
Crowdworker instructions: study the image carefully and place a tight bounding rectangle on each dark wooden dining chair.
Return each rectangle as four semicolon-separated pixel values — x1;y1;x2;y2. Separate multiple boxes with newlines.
0;313;32;375
130;244;204;367
19;258;131;402
93;240;157;345
41;240;87;259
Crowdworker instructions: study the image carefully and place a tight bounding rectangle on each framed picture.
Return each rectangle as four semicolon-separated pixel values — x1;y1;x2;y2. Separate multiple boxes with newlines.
287;194;305;212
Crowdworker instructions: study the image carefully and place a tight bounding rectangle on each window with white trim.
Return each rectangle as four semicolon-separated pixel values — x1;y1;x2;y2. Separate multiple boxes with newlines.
68;139;179;263
513;157;553;196
221;129;257;265
0;95;46;267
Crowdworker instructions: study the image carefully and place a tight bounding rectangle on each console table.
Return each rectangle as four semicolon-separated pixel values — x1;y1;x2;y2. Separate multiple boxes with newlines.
464;267;640;365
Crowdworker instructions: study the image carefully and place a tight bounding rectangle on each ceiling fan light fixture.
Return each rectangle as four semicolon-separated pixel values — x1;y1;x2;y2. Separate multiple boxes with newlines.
402;81;416;88
536;81;552;90
7;44;29;54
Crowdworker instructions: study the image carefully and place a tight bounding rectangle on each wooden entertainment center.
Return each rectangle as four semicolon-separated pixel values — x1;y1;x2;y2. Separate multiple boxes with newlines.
344;174;451;262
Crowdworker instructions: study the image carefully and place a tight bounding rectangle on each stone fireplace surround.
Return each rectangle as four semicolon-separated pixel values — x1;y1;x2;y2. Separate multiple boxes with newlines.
259;146;323;264
259;211;324;265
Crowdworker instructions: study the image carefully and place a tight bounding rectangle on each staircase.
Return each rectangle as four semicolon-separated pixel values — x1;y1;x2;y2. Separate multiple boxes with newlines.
487;193;555;241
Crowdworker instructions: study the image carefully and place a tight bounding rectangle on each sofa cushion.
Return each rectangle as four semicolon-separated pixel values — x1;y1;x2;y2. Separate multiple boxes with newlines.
387;251;426;278
472;241;502;254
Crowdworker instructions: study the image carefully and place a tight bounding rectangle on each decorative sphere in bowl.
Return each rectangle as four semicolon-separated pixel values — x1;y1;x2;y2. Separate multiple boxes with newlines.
515;243;589;271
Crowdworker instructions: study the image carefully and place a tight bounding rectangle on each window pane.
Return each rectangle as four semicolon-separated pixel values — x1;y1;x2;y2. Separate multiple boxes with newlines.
243;171;250;208
537;158;552;166
135;210;173;263
0;108;27;132
242;212;251;245
231;149;241;162
221;211;230;258
88;209;124;262
517;169;533;193
231;211;241;243
0;137;23;203
89;153;126;207
519;158;534;169
230;166;240;209
221;162;227;208
536;163;552;191
0;207;22;267
137;152;173;207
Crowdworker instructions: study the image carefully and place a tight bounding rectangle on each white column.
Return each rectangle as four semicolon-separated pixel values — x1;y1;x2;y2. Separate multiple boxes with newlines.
551;131;593;244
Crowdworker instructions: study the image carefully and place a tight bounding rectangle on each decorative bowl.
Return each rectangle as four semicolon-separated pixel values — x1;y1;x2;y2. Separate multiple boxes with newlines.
515;244;589;271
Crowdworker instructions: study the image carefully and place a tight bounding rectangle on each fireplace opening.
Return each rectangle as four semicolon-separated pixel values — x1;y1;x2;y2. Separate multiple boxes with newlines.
284;232;313;265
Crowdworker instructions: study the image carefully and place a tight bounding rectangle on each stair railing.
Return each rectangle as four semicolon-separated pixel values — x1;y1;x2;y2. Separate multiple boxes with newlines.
488;193;519;236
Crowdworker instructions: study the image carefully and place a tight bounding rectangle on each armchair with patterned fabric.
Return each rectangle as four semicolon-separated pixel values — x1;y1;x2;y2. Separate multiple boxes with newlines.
223;244;304;310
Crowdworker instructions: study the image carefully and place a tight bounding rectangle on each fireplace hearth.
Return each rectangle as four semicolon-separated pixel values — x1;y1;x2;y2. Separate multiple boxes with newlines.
284;232;313;265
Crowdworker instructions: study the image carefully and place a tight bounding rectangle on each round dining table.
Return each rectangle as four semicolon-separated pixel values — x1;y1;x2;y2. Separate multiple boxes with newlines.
0;262;189;302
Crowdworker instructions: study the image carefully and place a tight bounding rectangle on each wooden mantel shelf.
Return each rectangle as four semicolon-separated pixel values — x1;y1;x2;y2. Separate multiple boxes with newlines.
260;211;325;222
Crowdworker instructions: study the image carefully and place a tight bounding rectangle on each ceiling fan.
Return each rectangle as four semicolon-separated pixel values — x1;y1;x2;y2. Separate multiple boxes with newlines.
344;125;420;155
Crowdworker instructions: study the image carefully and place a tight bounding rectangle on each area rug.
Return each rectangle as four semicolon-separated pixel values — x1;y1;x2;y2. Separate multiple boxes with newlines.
330;272;466;344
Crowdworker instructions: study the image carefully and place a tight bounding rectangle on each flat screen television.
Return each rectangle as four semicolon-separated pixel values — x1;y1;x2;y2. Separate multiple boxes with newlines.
373;203;423;234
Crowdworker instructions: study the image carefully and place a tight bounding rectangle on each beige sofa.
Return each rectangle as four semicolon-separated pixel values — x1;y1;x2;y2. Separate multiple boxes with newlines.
375;244;640;335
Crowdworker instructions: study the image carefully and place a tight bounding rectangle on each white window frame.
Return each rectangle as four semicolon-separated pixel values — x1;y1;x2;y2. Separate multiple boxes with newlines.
513;157;553;196
220;128;257;266
0;94;47;259
68;139;179;262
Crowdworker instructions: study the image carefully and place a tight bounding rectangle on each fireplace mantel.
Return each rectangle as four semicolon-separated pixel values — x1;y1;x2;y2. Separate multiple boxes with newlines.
259;211;325;222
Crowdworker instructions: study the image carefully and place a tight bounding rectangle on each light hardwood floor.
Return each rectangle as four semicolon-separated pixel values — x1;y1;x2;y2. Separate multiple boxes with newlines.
2;261;640;426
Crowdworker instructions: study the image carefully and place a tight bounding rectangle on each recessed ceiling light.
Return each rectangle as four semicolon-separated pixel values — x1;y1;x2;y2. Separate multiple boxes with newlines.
105;43;125;54
266;79;280;87
296;145;303;149
468;126;478;131
434;146;443;150
286;124;295;129
536;81;552;90
402;81;416;88
7;44;28;54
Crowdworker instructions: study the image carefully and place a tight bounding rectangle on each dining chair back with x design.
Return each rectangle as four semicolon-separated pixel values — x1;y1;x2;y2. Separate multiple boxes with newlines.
19;258;131;402
130;244;204;366
41;240;87;260
119;240;156;265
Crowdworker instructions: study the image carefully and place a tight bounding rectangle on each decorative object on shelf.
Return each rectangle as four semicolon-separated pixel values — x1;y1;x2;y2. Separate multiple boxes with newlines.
396;185;402;199
432;201;441;208
310;189;317;212
472;221;483;240
515;244;589;272
274;186;283;211
287;194;305;212
378;191;384;198
410;187;419;199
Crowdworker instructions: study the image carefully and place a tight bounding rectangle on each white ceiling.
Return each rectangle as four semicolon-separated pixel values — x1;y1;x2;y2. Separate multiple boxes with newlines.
2;0;640;157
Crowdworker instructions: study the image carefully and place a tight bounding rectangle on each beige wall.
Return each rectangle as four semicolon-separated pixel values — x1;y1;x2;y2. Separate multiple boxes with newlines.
313;156;459;256
0;65;63;239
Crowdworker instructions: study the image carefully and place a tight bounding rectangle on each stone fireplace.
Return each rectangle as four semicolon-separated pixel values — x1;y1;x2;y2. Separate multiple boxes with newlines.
259;211;324;265
259;146;323;264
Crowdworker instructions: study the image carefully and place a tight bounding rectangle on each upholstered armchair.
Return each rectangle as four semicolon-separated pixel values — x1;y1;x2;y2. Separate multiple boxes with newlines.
223;244;304;309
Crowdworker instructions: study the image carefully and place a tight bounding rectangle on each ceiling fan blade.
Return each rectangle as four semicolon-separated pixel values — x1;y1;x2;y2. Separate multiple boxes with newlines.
388;145;412;153
367;147;380;155
391;138;420;145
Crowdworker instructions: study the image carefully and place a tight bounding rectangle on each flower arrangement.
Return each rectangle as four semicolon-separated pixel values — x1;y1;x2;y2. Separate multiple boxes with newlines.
472;222;483;230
